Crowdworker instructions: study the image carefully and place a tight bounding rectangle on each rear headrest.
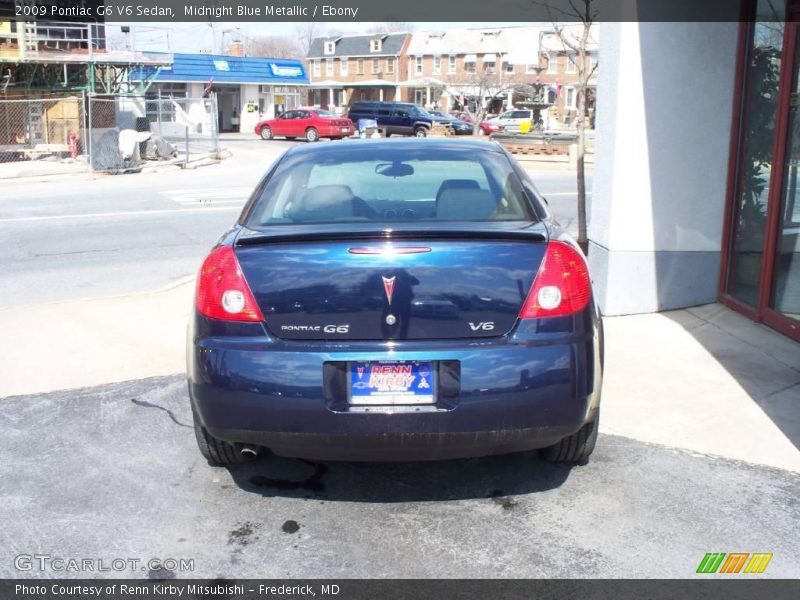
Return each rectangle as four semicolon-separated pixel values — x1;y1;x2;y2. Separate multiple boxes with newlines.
289;185;355;221
435;179;480;201
436;189;497;220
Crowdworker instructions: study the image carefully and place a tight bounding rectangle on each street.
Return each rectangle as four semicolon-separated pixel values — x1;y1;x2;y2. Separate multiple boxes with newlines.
2;375;798;579
1;136;798;580
0;137;586;306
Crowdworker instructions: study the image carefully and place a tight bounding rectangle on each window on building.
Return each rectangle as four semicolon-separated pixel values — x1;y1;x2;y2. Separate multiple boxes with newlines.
587;52;597;74
449;55;456;74
312;60;320;77
505;60;514;74
484;60;496;74
370;39;382;52
547;51;557;74
566;52;577;74
433;55;441;74
357;58;364;74
324;41;335;55
386;58;395;74
145;83;187;122
340;57;348;75
373;58;380;74
326;59;334;76
565;86;576;109
526;63;539;74
465;59;476;74
415;56;423;76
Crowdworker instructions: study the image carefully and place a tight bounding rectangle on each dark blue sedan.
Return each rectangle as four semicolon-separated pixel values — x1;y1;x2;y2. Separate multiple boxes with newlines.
188;139;603;465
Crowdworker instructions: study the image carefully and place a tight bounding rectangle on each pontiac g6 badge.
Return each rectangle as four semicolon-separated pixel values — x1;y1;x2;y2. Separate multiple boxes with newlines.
382;276;396;305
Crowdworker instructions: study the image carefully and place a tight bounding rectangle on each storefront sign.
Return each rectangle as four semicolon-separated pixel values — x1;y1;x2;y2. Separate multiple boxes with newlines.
269;63;304;79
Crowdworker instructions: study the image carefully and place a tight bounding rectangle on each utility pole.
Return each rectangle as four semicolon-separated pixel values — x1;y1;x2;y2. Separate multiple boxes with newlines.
209;22;218;54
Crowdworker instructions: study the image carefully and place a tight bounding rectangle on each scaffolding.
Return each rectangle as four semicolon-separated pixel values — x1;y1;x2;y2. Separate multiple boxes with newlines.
0;19;171;95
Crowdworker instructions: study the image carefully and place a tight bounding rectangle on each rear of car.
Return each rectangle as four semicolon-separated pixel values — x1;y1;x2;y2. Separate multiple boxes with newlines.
488;109;534;133
479;121;505;136
187;139;602;465
308;109;355;139
347;102;433;137
429;112;473;135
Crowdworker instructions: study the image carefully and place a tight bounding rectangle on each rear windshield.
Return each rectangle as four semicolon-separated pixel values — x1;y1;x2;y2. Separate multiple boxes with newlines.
245;145;535;227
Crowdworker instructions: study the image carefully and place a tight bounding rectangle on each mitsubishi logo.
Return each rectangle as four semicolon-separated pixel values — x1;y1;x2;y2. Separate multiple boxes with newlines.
382;276;396;305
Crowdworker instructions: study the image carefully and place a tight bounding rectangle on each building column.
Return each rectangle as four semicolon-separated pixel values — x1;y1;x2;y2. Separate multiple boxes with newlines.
379;88;384;101
341;89;347;106
328;88;334;109
588;22;739;315
506;89;513;109
426;86;431;107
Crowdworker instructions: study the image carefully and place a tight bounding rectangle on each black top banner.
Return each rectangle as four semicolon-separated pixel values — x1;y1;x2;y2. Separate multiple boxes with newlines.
0;0;773;23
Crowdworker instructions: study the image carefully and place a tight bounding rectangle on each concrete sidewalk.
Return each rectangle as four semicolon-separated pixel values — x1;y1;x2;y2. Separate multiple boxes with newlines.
603;304;800;472
1;284;798;471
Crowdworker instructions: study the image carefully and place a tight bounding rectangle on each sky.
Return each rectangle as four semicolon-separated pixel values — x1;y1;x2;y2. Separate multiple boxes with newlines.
122;22;531;54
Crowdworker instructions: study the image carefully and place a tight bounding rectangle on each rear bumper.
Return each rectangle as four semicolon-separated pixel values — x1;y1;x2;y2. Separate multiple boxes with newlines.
196;428;587;461
188;320;602;461
319;125;355;137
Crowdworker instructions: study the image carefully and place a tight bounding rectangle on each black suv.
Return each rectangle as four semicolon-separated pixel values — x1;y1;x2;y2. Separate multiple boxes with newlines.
346;101;434;137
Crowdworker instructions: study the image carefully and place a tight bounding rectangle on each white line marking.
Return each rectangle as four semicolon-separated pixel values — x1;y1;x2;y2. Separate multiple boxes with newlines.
0;206;241;224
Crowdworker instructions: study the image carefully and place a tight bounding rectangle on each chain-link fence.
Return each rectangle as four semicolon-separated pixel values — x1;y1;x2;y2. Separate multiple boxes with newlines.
87;94;219;174
0;96;86;173
0;93;219;177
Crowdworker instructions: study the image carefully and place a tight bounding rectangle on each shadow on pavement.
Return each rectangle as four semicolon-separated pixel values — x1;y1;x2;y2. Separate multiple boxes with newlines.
226;450;575;503
663;305;800;452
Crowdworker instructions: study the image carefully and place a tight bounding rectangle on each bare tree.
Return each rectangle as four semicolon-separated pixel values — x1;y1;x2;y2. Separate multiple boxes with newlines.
363;23;414;34
439;66;520;135
535;0;599;252
245;35;302;59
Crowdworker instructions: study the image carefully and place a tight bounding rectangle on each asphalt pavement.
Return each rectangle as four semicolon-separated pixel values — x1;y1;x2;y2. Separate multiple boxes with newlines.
1;375;798;579
0;137;586;307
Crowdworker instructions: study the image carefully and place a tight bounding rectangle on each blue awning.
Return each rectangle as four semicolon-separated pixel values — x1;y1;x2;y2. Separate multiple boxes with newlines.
131;53;308;86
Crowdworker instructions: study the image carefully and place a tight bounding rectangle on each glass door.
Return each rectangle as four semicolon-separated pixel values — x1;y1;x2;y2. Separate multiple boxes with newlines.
766;22;800;337
722;3;800;341
723;15;785;309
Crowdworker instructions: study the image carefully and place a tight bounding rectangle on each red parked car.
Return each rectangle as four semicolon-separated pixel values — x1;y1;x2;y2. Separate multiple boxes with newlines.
448;111;504;136
255;108;355;142
478;121;505;136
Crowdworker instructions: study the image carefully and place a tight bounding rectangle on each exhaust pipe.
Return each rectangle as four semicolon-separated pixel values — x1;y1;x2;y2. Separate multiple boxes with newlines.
240;444;259;460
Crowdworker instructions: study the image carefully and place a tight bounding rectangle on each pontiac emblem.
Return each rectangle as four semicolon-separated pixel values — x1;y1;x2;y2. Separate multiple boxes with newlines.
382;276;396;305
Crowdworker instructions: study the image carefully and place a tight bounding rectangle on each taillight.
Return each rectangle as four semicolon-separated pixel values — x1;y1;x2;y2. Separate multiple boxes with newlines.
519;241;591;319
196;246;264;322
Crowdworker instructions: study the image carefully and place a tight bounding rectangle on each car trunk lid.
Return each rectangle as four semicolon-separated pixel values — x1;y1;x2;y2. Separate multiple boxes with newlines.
235;223;548;341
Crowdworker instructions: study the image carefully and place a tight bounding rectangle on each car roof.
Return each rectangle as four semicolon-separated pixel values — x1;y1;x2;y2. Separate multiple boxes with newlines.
283;138;504;158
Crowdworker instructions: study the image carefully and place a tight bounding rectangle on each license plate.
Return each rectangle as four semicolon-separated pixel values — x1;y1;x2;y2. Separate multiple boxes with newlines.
341;127;350;132
349;360;435;405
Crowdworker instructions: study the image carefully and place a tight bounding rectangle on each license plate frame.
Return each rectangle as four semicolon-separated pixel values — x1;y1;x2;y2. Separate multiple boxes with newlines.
348;360;436;406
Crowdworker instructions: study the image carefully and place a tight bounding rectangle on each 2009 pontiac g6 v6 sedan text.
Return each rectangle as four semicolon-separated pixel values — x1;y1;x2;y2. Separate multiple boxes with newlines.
187;139;603;465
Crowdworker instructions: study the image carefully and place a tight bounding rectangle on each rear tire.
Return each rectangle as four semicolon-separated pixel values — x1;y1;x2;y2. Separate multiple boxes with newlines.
193;409;254;466
414;127;428;138
259;126;272;140
540;414;599;463
305;128;319;142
